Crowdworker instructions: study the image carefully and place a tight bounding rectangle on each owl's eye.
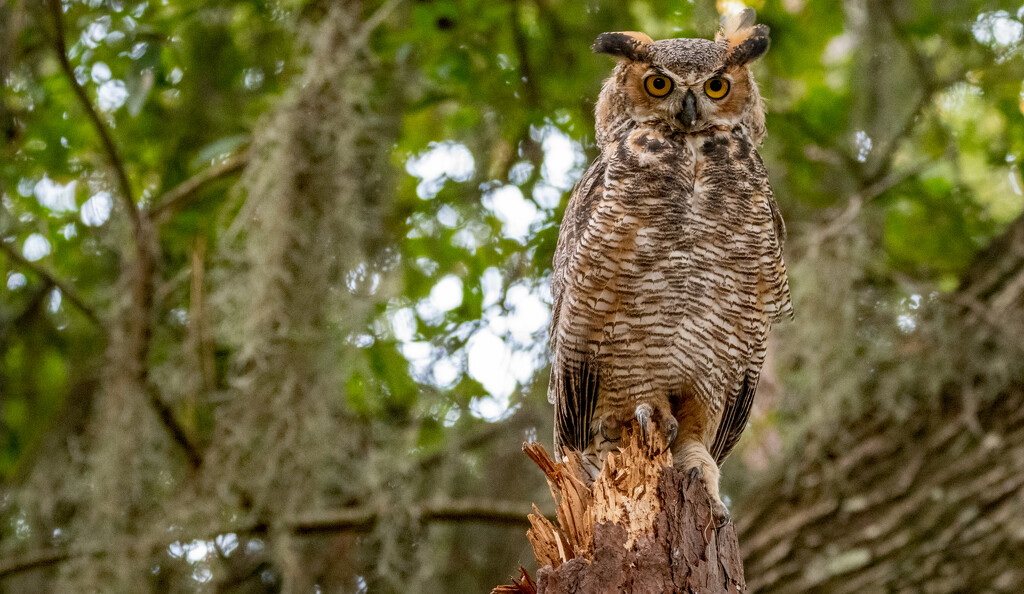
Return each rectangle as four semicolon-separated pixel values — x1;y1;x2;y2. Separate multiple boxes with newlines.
704;77;730;99
643;75;673;98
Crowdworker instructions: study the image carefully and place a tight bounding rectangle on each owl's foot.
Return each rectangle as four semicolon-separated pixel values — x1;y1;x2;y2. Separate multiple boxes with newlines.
686;465;731;528
714;503;731;528
634;403;678;454
678;442;730;528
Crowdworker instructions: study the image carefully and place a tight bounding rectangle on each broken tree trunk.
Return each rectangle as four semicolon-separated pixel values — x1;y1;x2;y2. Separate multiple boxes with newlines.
493;428;746;594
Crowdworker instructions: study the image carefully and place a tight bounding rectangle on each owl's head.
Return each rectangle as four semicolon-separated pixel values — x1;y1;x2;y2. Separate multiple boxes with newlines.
592;9;769;146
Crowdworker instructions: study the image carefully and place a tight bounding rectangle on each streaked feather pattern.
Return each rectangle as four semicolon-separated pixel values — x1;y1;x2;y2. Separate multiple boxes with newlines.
550;18;789;519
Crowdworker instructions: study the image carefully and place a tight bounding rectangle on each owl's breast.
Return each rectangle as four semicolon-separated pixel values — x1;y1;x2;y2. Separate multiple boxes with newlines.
555;126;786;399
613;128;695;202
687;129;764;218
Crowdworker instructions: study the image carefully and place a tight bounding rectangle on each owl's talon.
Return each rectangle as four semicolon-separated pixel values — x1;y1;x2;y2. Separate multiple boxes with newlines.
634;403;653;444
713;502;731;529
662;416;678;453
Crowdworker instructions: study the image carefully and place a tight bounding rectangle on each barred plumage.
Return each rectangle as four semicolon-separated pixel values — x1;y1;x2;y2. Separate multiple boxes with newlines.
548;10;791;525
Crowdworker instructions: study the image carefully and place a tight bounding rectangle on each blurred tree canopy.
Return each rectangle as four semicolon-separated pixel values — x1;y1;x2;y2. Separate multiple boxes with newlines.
1;0;1023;592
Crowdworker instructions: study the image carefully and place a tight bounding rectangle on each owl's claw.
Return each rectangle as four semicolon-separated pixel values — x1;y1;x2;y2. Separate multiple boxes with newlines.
634;404;677;453
634;403;654;443
714;505;732;529
659;417;678;456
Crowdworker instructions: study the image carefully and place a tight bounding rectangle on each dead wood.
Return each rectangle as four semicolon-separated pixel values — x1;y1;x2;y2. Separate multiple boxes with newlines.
493;428;746;594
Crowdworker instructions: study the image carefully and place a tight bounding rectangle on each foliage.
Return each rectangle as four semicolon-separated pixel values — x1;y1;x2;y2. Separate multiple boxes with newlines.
1;0;1023;591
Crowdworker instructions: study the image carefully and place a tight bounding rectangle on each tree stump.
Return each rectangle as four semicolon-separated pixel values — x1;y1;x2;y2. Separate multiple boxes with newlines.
493;428;746;594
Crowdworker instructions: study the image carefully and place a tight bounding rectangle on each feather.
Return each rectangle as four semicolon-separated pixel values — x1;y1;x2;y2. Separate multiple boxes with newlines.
718;7;757;40
550;155;608;454
716;8;770;66
555;360;599;454
592;32;654;61
710;369;760;464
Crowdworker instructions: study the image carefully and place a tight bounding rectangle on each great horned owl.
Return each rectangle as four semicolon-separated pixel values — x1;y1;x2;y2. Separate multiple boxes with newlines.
548;9;792;525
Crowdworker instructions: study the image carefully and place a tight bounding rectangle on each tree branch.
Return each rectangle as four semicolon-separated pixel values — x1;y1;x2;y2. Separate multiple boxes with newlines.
150;150;250;223
45;0;202;477
0;240;102;326
0;498;536;579
418;497;537;527
867;2;937;183
510;0;540;111
290;498;535;535
0;548;77;580
145;384;203;470
46;0;139;236
348;0;405;53
797;162;930;254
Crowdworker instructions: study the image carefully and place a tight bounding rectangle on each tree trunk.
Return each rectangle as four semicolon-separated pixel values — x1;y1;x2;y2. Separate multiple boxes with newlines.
494;432;746;593
736;214;1024;593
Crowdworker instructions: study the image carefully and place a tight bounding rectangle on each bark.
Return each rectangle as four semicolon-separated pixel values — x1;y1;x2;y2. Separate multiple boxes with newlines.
736;214;1024;593
495;432;746;594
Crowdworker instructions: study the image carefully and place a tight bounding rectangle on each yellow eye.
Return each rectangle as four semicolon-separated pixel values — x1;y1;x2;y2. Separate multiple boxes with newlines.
704;77;730;99
643;75;673;98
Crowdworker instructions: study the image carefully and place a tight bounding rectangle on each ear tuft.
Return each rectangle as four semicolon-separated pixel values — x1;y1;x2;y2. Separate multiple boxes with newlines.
592;31;654;61
716;8;770;67
717;7;757;40
725;24;770;66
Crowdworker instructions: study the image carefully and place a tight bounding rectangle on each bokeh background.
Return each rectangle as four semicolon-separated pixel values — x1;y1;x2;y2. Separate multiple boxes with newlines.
2;0;1024;591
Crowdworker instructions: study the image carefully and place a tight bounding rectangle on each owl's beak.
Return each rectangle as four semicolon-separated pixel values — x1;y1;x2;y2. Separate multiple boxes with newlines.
678;90;699;129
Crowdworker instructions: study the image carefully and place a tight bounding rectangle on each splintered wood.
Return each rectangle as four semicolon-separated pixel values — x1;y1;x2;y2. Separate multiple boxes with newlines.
492;425;747;594
591;428;672;549
491;567;538;594
523;439;595;566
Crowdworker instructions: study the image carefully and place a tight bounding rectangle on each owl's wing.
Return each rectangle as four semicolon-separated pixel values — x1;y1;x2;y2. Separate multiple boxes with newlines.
755;151;793;321
768;180;786;246
710;151;790;463
549;156;606;355
549;155;607;454
710;367;759;464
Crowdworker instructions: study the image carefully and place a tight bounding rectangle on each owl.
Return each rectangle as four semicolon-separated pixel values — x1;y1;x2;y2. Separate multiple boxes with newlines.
547;9;791;526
